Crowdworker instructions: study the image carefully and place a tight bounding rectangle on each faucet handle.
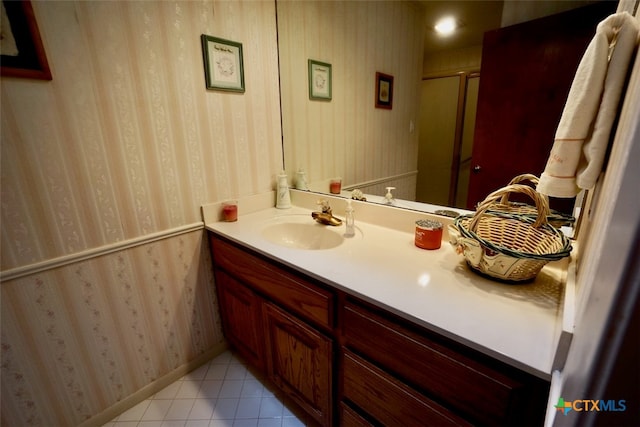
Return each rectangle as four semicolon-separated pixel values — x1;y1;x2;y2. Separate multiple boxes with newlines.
317;199;331;213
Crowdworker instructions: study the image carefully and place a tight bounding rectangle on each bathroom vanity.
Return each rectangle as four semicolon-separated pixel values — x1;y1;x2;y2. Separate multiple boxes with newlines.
204;193;571;426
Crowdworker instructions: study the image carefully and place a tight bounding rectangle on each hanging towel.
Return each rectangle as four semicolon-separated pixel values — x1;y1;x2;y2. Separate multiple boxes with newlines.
537;12;639;198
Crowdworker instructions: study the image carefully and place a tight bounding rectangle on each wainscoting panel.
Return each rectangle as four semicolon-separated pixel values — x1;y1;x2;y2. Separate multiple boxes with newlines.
1;229;223;426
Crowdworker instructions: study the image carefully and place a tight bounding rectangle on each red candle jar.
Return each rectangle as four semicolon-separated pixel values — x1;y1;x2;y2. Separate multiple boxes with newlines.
329;178;342;194
415;219;443;250
222;202;238;222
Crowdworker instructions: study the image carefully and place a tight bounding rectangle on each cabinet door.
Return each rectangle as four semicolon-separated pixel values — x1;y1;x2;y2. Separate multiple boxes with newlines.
263;302;332;426
215;270;265;370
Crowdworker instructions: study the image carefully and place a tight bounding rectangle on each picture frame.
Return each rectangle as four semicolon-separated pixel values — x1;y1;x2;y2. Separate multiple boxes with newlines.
308;59;332;101
375;72;394;109
0;0;52;80
201;34;245;92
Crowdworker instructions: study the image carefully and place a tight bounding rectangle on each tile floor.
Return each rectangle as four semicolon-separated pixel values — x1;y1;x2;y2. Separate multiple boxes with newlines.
104;351;307;427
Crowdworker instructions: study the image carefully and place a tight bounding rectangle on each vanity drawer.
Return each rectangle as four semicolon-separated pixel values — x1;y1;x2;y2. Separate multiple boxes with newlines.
342;350;471;426
339;402;374;427
342;300;548;425
210;235;334;330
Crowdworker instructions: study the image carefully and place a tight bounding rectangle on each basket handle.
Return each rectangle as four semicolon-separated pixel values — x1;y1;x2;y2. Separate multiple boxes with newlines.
500;174;541;205
507;174;540;186
470;184;551;231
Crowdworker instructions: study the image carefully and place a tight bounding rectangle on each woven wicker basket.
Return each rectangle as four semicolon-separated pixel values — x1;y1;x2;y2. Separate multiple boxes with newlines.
449;184;572;282
487;174;575;228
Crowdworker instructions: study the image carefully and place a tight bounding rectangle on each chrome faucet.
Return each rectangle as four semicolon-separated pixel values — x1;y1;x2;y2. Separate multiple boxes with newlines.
312;200;343;226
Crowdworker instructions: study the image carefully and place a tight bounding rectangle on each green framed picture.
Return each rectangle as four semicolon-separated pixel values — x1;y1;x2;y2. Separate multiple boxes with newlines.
308;59;332;101
201;34;245;92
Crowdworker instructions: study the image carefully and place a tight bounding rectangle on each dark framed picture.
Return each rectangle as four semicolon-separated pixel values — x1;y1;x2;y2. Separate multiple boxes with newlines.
375;72;393;109
308;59;332;101
0;0;52;80
201;34;245;92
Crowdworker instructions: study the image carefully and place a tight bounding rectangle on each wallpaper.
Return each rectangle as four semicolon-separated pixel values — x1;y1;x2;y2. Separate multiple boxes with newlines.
0;1;282;425
1;0;282;271
1;230;221;426
278;0;425;195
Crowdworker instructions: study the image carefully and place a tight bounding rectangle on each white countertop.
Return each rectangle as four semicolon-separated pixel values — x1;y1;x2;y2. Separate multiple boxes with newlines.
204;195;571;380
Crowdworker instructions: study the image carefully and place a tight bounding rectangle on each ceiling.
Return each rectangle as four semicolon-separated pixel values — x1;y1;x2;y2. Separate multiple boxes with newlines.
420;0;504;55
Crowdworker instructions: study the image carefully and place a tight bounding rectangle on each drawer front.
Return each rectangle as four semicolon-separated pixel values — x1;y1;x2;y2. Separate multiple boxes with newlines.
342;350;471;427
340;402;374;427
211;235;334;329
343;301;543;425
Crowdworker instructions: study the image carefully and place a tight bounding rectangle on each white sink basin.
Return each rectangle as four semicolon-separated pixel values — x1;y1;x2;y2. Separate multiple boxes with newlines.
261;216;344;250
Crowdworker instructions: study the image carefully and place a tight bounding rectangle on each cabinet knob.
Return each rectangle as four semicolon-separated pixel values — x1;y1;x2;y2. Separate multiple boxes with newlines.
473;165;482;174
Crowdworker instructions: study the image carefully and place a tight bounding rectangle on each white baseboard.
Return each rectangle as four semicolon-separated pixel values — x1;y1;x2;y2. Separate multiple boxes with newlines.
79;342;228;427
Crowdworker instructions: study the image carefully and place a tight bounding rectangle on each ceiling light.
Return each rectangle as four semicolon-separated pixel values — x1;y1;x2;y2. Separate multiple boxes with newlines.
434;16;457;36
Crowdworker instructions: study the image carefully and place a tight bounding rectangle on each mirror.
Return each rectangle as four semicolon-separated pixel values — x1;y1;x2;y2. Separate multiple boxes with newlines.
276;0;598;213
277;0;427;208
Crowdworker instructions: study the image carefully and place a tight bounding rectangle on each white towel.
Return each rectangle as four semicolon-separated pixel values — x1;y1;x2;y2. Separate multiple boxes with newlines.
537;12;639;198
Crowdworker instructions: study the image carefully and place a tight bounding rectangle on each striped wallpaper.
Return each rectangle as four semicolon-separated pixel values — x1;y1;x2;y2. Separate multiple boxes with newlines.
1;0;282;271
1;1;281;425
277;0;425;197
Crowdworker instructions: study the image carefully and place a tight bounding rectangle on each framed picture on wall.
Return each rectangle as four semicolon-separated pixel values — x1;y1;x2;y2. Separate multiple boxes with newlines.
201;34;245;92
375;72;393;109
308;59;332;101
0;0;52;80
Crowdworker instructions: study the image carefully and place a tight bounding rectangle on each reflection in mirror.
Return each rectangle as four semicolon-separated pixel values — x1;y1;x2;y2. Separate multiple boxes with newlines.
277;0;424;205
277;0;601;217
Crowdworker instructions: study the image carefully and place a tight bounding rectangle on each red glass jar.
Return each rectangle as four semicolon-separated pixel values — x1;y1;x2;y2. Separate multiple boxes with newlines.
222;202;238;222
330;178;342;194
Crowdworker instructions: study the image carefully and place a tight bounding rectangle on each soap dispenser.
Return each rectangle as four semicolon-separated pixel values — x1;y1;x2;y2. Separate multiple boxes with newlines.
384;187;396;205
344;199;355;237
295;168;308;190
276;171;292;209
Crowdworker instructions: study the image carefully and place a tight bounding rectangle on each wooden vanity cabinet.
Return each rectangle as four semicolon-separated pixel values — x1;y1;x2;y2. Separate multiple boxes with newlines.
210;234;334;426
341;299;550;426
209;232;550;426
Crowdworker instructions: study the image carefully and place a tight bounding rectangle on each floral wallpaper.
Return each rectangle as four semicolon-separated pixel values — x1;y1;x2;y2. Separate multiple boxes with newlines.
1;231;221;425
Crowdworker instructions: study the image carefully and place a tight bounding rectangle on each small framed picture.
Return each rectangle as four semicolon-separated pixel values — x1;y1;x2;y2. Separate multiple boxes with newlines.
0;0;52;80
201;34;245;92
308;59;332;101
375;72;393;109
